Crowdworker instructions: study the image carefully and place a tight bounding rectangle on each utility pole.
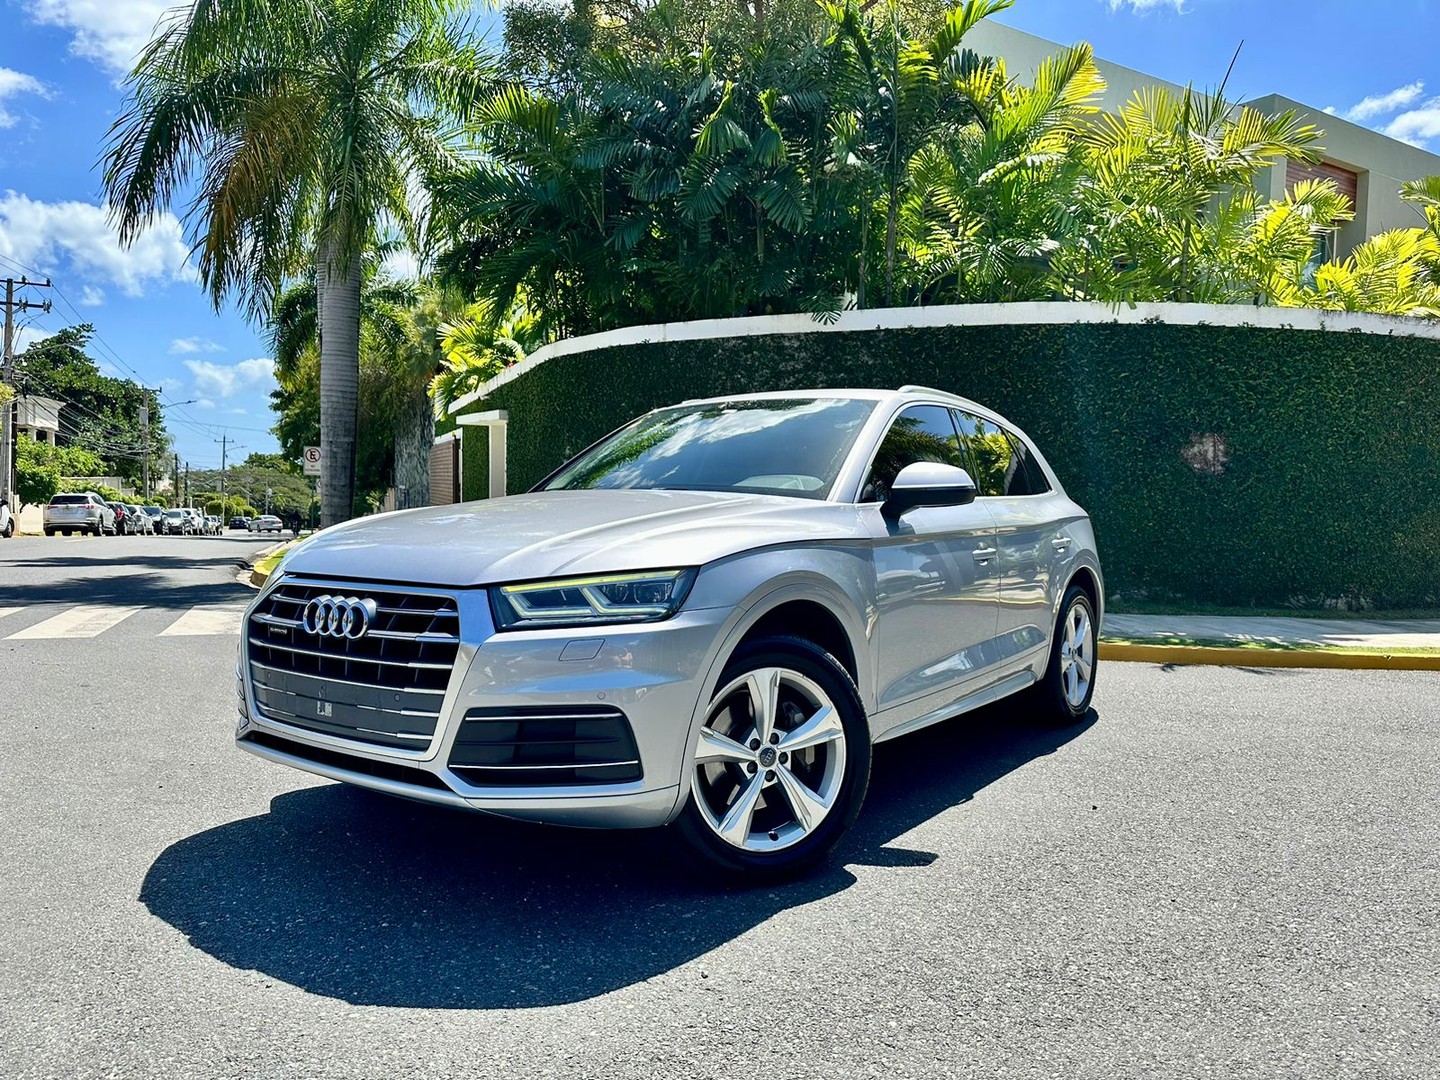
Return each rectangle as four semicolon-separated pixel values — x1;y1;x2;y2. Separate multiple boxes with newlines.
1;276;54;506
139;405;150;500
184;462;190;508
172;452;180;506
218;433;228;505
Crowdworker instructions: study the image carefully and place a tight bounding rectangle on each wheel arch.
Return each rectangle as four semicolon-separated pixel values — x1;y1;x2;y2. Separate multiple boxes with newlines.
662;573;873;825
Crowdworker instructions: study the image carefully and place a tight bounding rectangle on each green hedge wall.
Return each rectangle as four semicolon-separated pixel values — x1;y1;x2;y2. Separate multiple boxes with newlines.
450;321;1440;608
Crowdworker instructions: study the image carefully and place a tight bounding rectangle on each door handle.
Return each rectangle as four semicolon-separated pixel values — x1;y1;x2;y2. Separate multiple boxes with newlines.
1051;537;1072;551
972;547;997;562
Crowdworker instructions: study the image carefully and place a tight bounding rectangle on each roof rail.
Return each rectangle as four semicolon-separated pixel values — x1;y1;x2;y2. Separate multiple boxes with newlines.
898;384;949;395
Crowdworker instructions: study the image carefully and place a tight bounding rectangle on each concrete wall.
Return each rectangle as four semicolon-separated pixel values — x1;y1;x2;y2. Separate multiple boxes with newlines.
964;21;1187;106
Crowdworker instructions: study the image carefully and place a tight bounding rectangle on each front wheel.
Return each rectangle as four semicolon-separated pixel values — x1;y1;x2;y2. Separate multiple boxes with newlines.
1032;585;1098;726
673;636;871;879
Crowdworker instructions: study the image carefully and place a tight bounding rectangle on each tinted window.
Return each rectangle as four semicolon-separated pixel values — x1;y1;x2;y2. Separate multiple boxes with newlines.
954;412;1019;497
1003;432;1051;495
861;405;966;502
50;494;89;506
543;398;876;500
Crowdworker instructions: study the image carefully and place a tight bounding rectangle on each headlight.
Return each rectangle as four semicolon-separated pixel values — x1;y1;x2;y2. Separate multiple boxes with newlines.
491;569;695;630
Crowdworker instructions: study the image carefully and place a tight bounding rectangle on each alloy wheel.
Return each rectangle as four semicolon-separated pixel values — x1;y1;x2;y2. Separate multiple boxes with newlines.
691;666;847;853
1058;601;1094;709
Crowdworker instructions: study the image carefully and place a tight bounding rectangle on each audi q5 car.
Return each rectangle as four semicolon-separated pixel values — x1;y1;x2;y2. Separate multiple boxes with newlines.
237;388;1103;877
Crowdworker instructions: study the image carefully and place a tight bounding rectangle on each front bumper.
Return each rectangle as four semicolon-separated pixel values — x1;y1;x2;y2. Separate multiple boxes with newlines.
236;574;730;828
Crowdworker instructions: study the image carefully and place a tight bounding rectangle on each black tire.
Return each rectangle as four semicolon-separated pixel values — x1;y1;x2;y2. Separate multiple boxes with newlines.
2;519;12;538
1031;584;1098;727
45;529;54;537
672;635;871;880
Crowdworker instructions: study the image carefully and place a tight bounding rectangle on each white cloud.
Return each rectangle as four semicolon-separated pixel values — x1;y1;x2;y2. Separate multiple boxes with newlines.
186;357;276;399
0;191;193;297
1106;0;1185;11
1344;81;1425;122
1383;100;1440;149
78;285;105;307
227;407;248;415
13;325;53;353
195;398;216;410
0;68;47;127
169;336;224;355
24;0;172;77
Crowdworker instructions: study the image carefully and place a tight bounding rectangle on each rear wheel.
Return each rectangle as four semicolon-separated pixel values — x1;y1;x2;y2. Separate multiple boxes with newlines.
674;636;870;879
1032;585;1097;726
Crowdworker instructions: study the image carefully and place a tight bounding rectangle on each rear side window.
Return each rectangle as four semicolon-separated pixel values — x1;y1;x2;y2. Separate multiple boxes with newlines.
1002;432;1052;495
862;405;966;502
953;412;1050;497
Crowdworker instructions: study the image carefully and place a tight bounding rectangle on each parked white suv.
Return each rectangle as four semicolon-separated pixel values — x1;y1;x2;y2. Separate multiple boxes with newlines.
44;493;116;536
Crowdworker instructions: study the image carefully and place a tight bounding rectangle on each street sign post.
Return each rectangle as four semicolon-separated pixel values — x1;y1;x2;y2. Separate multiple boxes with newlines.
302;446;322;477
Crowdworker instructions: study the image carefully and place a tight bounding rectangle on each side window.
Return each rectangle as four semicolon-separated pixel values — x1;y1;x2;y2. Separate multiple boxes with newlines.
1002;431;1052;495
954;411;1018;497
861;405;966;502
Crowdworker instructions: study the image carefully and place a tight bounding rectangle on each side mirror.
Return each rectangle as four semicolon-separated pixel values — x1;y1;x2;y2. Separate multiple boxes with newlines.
881;461;978;520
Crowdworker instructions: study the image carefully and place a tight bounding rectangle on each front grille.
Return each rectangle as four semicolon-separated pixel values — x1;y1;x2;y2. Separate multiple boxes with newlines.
246;581;460;749
242;731;454;791
447;706;643;787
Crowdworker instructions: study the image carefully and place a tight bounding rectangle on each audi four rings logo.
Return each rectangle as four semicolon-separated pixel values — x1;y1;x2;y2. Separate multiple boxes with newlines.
302;595;378;640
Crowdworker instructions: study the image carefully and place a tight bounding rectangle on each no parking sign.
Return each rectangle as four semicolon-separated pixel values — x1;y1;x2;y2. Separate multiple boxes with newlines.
302;446;322;476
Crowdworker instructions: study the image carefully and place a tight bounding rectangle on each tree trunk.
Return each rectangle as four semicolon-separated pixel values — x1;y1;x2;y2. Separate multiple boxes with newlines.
317;234;361;528
392;385;433;509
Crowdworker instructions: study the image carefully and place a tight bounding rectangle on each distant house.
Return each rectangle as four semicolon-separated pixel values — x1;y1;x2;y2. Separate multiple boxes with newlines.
14;395;63;445
964;21;1440;260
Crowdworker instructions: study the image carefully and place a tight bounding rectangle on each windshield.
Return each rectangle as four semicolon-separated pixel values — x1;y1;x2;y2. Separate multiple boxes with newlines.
543;398;876;500
51;494;90;505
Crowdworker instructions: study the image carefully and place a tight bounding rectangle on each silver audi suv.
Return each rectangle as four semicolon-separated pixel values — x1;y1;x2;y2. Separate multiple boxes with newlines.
237;388;1103;876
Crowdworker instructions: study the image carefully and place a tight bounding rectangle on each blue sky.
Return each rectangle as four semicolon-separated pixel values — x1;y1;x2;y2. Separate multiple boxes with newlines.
1;0;1437;469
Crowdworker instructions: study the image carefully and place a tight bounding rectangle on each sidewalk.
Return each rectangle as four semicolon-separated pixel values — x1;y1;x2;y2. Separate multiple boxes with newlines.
1100;613;1440;671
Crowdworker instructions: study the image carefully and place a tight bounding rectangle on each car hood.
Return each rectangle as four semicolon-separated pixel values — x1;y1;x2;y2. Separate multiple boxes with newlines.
279;489;870;588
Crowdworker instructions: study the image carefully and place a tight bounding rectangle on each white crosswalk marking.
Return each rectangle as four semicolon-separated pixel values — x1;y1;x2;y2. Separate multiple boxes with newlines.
0;607;23;620
159;606;247;637
7;605;142;640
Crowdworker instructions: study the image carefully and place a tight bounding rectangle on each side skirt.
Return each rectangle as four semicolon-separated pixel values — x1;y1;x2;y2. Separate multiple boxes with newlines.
871;669;1037;745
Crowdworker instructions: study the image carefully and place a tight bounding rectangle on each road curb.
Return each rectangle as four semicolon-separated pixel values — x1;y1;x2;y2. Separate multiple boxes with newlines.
244;541;293;589
1100;641;1440;671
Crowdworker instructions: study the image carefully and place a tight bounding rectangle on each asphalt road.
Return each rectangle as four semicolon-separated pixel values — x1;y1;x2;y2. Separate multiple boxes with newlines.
1;535;1437;1079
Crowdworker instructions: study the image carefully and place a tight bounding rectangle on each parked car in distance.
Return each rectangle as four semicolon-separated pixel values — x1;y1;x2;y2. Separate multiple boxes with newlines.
126;504;153;534
180;508;205;534
230;516;252;530
141;506;165;533
208;515;223;535
162;508;192;535
252;514;283;533
238;387;1104;879
44;493;116;536
106;501;134;535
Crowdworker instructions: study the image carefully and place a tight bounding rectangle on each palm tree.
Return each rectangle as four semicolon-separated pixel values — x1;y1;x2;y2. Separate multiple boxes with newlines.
269;260;446;509
102;0;489;526
896;43;1105;303
1064;85;1322;303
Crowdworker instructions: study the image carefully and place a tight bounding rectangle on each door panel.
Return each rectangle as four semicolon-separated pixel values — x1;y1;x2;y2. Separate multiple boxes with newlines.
954;412;1059;656
859;404;1002;709
870;503;1001;708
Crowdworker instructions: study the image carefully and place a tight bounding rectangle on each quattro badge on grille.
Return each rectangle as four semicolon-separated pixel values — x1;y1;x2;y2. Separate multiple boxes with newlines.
302;595;378;640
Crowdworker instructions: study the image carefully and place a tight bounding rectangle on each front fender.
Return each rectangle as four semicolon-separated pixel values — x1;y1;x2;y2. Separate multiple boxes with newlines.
658;547;875;824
